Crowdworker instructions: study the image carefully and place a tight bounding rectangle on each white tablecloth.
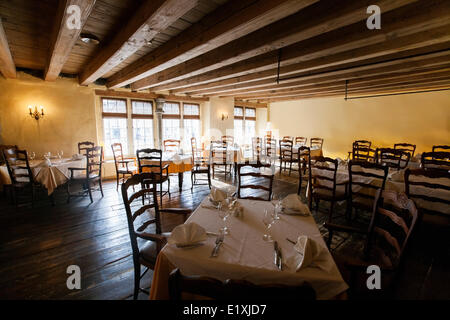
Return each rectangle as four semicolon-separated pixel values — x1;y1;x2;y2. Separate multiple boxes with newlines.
0;158;86;195
161;198;349;299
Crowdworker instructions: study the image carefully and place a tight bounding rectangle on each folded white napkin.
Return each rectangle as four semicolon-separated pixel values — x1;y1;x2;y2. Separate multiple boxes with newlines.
71;154;84;160
209;186;227;204
168;223;207;247
281;194;311;216
285;235;333;272
39;158;52;167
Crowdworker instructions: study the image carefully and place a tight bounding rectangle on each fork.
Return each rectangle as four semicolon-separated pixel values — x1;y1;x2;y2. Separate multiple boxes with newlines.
210;233;224;257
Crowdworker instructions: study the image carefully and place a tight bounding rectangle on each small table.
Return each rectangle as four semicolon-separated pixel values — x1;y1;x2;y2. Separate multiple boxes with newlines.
150;197;348;300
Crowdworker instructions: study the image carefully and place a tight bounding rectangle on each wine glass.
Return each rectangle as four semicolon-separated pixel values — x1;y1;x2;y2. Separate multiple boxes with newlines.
57;150;64;163
262;208;274;242
271;193;281;220
215;202;230;235
28;151;35;161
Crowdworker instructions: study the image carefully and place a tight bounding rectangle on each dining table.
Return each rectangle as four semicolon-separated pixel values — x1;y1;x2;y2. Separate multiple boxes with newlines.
204;144;245;177
149;197;349;300
140;152;193;191
0;157;86;195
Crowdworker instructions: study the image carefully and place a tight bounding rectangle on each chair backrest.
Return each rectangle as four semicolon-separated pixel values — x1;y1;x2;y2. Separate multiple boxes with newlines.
111;143;125;170
310;156;339;196
282;136;293;142
352;140;374;162
421;151;450;171
0;145;18;165
394;143;416;158
366;189;418;269
405;168;450;217
264;137;277;159
251;137;262;161
310;137;323;149
295;137;307;145
136;148;163;174
432;145;450;152
279;138;293;160
2;148;34;184
348;160;389;210
210;140;228;165
85;146;103;178
121;173;161;262
376;148;411;170
237;161;274;201
297;146;311;198
168;268;316;300
221;136;234;146
163;139;180;153
78;141;95;155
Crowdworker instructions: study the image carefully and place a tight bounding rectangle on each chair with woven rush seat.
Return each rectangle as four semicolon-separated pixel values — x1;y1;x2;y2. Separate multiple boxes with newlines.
295;137;307;146
2;148;43;207
376;147;411;170
67;146;104;203
1;145;18;201
136;148;170;207
297;146;311;198
251;137;263;162
210;140;232;180
168;268;316;300
347;160;389;221
421;151;450;171
221;135;234;146
111;143;136;190
432;145;450;152
325;189;418;299
78;141;95;156
351;140;374;162
279;138;296;176
310;156;348;222
237;161;274;201
394;143;416;158
310;137;324;150
263;136;277;165
190;137;211;190
163;139;180;153
122;173;192;300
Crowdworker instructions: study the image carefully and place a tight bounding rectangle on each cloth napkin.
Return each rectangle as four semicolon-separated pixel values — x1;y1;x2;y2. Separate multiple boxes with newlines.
209;186;228;204
281;194;311;216
285;235;333;272
167;222;207;247
71;154;84;160
39;158;52;167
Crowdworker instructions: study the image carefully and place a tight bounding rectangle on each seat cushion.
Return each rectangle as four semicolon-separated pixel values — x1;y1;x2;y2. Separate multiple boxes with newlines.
139;241;159;267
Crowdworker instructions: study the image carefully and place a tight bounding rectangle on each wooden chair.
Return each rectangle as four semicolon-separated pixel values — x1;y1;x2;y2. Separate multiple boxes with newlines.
310;137;324;149
67;146;104;203
210;141;232;180
394;143;416;158
432;145;450;152
251;137;262;162
221;135;234;146
351;140;374;162
190;138;211;190
2;148;44;207
168;268;316;300
282;136;293;142
405;168;450;219
111;143;136;190
237;161;274;201
310;156;348;222
297;146;311;197
136;148;170;207
263;136;277;165
163;139;180;153
78;141;95;155
295;137;307;146
0;145;18;165
376;147;411;170
325;189;418;299
347;160;389;220
279;138;296;175
421;151;450;171
121;173;191;299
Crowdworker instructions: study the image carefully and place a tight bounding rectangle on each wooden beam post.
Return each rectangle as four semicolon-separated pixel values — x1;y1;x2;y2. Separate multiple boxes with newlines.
0;18;16;79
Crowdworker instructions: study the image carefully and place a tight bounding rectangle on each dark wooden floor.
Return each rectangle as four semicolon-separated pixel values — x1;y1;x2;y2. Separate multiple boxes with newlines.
0;166;449;300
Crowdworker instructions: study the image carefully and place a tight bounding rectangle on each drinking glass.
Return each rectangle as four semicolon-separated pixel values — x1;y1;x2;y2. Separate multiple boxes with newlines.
262;208;274;242
57;150;64;163
216;202;230;235
271;193;281;220
29;152;35;161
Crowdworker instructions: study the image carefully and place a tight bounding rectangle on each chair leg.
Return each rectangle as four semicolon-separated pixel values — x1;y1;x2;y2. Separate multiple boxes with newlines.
289;162;293;176
133;263;140;300
99;178;104;197
66;181;71;203
207;170;212;189
116;173;119;191
191;172;194;191
327;229;333;248
160;183;163;207
328;201;335;223
87;180;93;203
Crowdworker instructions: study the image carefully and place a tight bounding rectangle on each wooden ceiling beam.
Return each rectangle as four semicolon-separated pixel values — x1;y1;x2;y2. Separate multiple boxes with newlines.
170;0;450;94
94;89;209;103
131;0;418;90
105;0;317;89
0;18;16;79
234;100;267;108
44;0;96;81
79;0;198;85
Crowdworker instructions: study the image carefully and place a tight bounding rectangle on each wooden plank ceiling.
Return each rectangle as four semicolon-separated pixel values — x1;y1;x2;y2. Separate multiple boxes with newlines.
0;0;449;102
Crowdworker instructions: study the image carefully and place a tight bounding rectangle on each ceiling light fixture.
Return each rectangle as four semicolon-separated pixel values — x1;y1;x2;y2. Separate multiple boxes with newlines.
80;33;100;45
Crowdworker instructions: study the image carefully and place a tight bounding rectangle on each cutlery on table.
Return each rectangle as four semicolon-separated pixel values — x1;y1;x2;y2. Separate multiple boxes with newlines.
286;237;296;245
210;233;224;258
273;241;282;270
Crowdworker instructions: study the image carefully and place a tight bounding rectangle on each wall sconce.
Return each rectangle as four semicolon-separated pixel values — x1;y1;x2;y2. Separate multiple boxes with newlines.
221;113;229;121
28;105;44;120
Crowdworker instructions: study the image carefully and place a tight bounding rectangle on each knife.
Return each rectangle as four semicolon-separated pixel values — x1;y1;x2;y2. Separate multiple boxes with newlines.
273;241;280;268
210;234;224;257
277;246;283;271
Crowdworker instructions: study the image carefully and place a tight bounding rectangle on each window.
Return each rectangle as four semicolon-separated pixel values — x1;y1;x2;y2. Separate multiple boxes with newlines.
102;98;128;156
244;108;256;145
132;100;153;151
234;107;244;145
183;103;201;152
162;102;181;141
